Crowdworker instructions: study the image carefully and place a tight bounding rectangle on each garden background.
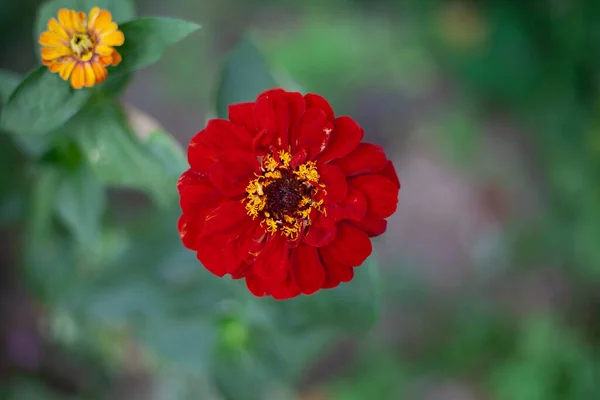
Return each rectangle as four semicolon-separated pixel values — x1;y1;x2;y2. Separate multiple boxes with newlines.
1;0;599;399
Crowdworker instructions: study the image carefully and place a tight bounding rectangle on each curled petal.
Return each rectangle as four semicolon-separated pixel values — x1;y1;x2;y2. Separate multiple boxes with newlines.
292;244;326;295
350;174;399;219
316;116;363;163
305;93;335;120
335;143;388;176
321;222;372;267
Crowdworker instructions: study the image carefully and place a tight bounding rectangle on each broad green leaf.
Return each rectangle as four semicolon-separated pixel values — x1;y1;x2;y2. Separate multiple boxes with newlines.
115;18;200;73
215;37;276;118
0;69;21;104
0;67;90;135
70;100;181;207
54;164;106;248
35;0;136;42
265;257;381;333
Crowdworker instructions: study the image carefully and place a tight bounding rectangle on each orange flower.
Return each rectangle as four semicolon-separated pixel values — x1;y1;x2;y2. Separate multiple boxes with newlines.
39;8;125;89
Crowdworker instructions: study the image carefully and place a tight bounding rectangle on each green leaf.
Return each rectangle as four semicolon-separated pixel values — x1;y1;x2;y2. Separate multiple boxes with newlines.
115;18;200;73
35;0;136;42
0;69;21;105
215;37;276;119
0;67;90;136
54;164;106;248
265;257;381;334
70;100;182;207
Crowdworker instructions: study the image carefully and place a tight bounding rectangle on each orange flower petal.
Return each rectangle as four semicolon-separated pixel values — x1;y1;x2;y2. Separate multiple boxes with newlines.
70;63;85;89
42;59;52;67
48;18;68;39
41;46;71;60
95;45;114;56
70;10;85;32
99;55;113;66
87;7;100;30
110;49;122;66
39;31;66;47
49;62;63;73
91;62;107;84
101;30;124;47
59;60;76;80
91;10;112;32
83;63;96;87
57;9;73;32
97;22;119;35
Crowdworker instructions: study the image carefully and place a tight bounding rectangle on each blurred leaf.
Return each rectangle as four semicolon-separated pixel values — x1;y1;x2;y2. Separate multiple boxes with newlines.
0;69;21;104
141;318;216;374
215;37;276;118
0;67;90;136
23;167;79;299
265;257;381;333
54;164;106;248
115;18;200;73
145;130;188;177
35;0;136;42
70;99;181;207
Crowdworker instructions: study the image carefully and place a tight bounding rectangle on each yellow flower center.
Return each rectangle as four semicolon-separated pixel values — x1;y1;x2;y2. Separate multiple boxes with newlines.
70;33;94;61
244;150;325;240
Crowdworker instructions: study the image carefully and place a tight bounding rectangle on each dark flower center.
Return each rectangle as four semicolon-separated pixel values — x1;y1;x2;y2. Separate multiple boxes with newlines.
263;169;308;218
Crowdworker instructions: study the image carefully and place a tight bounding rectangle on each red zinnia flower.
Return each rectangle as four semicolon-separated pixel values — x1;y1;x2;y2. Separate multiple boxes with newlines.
178;89;400;300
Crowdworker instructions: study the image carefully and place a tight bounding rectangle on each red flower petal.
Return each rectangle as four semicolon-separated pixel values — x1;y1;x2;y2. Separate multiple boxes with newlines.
327;186;367;222
200;200;248;241
253;233;290;284
350;174;399;219
224;219;264;274
381;160;400;189
270;272;302;300
292;244;326;295
196;236;227;277
351;216;388;237
321;222;372;267
188;132;218;174
304;210;337;247
254;91;290;149
203;119;253;152
316;116;363;163
321;251;355;282
209;150;259;197
284;91;306;130
178;170;222;213
246;273;269;297
229;102;256;133
178;214;203;250
322;272;341;289
305;93;335;120
318;163;347;204
335;143;388;176
291;108;332;159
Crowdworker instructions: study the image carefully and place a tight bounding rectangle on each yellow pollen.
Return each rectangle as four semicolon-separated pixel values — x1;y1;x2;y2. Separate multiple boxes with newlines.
243;150;326;240
295;161;320;183
278;150;292;167
263;154;279;171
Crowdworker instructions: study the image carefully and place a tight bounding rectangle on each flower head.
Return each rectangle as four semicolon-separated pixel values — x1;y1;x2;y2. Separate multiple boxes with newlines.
39;8;125;89
178;89;400;299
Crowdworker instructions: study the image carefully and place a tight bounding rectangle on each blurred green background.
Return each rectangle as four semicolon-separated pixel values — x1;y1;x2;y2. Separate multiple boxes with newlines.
1;0;600;399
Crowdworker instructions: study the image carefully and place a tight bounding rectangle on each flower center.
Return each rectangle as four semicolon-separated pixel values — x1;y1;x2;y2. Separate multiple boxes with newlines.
244;150;325;240
70;33;94;61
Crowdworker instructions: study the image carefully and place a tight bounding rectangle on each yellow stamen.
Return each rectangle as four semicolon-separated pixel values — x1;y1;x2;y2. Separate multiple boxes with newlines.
243;150;326;240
